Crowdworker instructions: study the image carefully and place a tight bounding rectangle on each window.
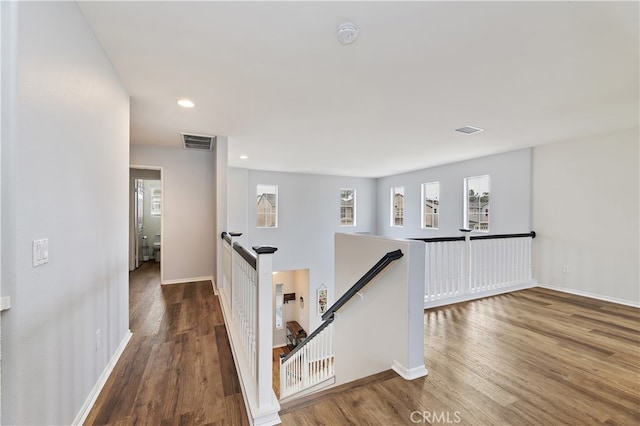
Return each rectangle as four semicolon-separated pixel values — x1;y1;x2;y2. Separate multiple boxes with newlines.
275;283;283;329
257;184;278;228
340;188;356;226
464;175;490;232
150;187;162;216
390;187;404;227
421;182;439;229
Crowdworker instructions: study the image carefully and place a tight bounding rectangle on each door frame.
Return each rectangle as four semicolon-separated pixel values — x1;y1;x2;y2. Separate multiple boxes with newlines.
129;165;164;283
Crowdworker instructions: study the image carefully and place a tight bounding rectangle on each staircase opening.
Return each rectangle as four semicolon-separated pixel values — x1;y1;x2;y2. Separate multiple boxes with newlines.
272;268;309;398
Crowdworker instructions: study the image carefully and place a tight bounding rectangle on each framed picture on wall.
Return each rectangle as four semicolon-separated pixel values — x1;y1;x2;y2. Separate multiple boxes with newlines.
317;287;327;316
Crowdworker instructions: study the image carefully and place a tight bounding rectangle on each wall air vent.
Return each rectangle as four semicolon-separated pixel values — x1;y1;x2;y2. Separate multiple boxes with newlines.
455;126;484;135
181;132;215;151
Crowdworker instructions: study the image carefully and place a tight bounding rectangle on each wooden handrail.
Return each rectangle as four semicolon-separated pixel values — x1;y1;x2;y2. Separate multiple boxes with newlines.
412;231;535;243
233;242;257;269
321;249;403;321
281;249;403;364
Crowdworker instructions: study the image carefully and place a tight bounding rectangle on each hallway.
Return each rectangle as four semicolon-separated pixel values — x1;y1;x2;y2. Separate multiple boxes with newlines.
85;262;248;425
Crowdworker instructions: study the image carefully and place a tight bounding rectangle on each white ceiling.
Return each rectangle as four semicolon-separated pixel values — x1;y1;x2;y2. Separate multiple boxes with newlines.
78;1;639;178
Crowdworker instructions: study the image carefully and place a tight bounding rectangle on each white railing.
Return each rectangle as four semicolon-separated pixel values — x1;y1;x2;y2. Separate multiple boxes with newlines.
219;232;280;426
280;323;334;400
424;240;465;302
469;237;532;292
424;233;535;308
232;248;258;379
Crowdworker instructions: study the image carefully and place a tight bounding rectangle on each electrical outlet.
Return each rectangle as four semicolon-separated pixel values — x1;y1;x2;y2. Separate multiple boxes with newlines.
96;329;101;350
562;265;570;274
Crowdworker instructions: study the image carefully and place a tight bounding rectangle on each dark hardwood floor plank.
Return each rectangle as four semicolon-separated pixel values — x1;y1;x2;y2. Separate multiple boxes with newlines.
214;324;243;398
85;262;248;426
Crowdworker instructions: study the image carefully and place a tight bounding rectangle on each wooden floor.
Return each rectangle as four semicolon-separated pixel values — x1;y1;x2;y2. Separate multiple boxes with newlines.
84;262;248;425
280;287;640;425
87;264;640;425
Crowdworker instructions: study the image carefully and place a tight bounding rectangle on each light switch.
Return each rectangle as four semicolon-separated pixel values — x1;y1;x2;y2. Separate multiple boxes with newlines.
32;238;49;267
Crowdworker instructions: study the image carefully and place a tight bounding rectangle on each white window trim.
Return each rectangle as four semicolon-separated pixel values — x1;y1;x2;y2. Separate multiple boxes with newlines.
340;188;356;227
421;182;439;230
390;186;404;227
257;184;278;228
463;175;490;233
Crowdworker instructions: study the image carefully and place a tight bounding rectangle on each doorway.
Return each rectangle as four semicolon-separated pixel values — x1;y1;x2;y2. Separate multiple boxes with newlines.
129;167;163;282
271;269;310;349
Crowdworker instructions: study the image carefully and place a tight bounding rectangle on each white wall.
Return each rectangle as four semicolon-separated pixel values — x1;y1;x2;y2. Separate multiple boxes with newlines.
333;233;426;386
228;167;248;243
1;2;130;424
130;145;215;283
228;168;377;331
293;268;310;334
532;129;640;305
376;149;533;238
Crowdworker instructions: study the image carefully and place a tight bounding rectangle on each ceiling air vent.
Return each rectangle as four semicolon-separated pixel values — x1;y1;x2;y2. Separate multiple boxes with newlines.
181;132;215;151
455;126;484;135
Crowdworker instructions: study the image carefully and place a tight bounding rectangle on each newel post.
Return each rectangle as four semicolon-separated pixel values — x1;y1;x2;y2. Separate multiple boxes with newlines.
253;245;278;409
459;228;471;294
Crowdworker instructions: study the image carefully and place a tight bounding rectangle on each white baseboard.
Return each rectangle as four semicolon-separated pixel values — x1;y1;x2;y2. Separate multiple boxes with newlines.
162;276;214;285
537;283;640;308
73;330;133;425
392;360;428;380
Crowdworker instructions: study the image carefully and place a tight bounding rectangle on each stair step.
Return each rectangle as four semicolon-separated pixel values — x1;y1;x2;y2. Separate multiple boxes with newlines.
279;369;397;415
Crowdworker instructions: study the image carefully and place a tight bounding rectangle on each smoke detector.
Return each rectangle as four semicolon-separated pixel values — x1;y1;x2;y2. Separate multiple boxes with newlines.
337;22;358;45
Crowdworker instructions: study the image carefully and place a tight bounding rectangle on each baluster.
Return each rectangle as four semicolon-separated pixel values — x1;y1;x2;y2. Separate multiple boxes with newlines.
511;238;517;283
492;239;497;287
468;241;475;292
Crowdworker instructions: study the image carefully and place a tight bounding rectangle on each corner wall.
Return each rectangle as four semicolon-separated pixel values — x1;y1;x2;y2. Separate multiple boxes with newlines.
1;2;130;424
333;233;426;385
130;145;215;284
532;129;640;305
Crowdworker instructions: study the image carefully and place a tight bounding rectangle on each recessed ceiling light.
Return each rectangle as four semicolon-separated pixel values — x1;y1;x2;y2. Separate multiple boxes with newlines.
177;99;195;108
455;126;484;135
240;155;248;160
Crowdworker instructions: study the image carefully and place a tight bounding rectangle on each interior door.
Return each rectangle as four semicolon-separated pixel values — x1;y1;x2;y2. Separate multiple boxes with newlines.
134;179;144;268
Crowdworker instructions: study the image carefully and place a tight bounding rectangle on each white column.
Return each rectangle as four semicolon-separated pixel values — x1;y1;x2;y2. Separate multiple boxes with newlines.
214;136;228;293
253;245;281;420
403;240;429;379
